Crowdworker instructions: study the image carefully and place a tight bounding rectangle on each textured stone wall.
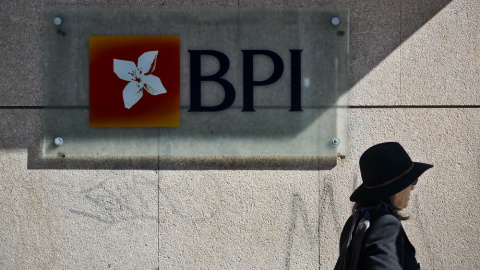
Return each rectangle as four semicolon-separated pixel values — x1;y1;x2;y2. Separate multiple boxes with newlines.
1;0;479;269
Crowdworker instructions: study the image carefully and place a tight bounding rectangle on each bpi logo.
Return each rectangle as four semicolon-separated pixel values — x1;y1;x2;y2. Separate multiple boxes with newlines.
89;36;302;127
89;36;180;127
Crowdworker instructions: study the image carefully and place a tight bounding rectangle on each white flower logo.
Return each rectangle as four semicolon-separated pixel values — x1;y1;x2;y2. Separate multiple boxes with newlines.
113;51;167;109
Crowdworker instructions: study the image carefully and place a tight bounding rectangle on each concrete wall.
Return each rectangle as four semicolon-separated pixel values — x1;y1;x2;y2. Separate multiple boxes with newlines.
1;0;479;269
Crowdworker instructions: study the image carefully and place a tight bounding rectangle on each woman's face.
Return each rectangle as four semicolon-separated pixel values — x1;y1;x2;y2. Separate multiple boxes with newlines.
391;184;414;209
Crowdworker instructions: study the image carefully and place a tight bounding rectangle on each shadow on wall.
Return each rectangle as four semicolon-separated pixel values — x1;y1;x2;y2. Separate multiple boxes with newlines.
0;0;453;170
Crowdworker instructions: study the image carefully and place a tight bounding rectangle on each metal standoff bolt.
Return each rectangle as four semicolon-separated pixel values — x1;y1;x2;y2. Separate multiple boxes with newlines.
53;17;62;26
331;17;340;26
54;137;63;146
331;137;340;147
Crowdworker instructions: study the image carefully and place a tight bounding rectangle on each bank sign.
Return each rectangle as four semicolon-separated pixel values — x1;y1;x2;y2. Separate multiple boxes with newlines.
44;8;349;156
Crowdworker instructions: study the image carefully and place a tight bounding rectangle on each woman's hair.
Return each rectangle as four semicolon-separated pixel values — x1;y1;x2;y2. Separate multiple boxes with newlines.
352;198;409;221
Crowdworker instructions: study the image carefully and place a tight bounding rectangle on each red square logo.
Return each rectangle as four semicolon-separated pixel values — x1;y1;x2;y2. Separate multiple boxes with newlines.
89;36;180;127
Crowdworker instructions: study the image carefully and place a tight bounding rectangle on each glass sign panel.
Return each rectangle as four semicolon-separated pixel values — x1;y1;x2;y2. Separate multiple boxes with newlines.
44;7;349;156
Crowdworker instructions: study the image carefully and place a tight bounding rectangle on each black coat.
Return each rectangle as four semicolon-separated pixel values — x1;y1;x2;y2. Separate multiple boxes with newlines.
335;208;420;270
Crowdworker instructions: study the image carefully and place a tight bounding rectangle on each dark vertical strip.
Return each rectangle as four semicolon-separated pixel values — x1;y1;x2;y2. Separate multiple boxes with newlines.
289;50;303;111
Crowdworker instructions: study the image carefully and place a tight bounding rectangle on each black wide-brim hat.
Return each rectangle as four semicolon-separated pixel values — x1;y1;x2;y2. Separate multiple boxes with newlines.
350;142;433;202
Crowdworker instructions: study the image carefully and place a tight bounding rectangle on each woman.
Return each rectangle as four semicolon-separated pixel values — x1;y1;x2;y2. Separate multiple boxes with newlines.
334;142;433;270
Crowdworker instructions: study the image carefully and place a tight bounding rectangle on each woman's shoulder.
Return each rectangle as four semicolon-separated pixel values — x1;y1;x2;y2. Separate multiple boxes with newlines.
367;207;403;235
361;208;411;269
